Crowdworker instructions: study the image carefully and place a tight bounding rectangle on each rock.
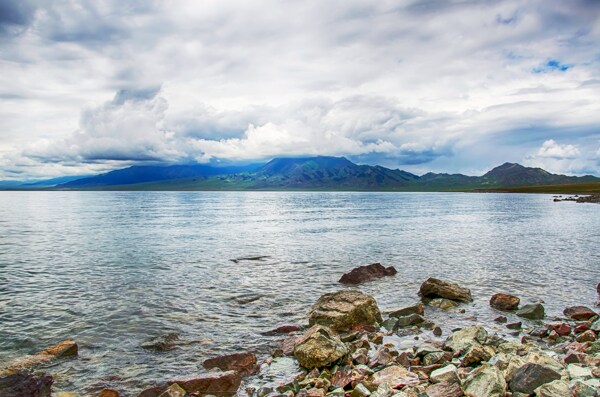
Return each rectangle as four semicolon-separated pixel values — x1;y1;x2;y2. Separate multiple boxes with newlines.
564;306;597;321
293;325;348;369
568;364;592;380
0;340;78;377
433;326;443;336
506;322;522;330
331;369;363;389
570;380;598;397
533;379;571;397
419;278;472;302
489;293;520;311
306;388;326;397
170;371;241;396
203;352;259;376
493;316;507;323
428;298;459;310
426;381;464;397
461;344;494;367
138;385;168;397
516;303;545;320
547;323;571;336
462;365;506;397
576;330;596;343
158;383;186;397
54;393;78;397
141;333;180;351
430;365;459;384
444;326;487;354
389;303;424;318
508;363;561;394
367;366;419;389
262;325;303;336
381;318;398;330
352;383;371;397
98;389;120;397
393;314;425;329
308;290;382;332
0;371;53;397
339;263;397;284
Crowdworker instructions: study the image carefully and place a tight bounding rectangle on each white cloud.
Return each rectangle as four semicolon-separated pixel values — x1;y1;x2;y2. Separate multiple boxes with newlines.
535;139;580;159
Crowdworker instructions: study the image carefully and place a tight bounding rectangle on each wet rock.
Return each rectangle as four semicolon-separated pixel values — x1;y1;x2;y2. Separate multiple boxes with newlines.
339;263;397;284
506;322;522;330
393;314;425;329
419;278;473;302
489;293;520;311
433;326;443;336
141;333;180;351
428;298;459;310
426;381;464;397
533;379;571;397
262;325;303;336
170;371;242;396
138;385;168;397
508;363;561;394
98;389;120;397
293;325;348;369
367;365;419;389
493;316;507;323
381;318;398;330
430;365;459;384
564;306;597;321
576;330;596;343
444;326;487;354
389;304;424;318
0;371;53;397
203;352;259;376
309;290;382;332
158;383;186;397
0;340;78;376
547;323;571;336
462;365;506;397
516;303;545;320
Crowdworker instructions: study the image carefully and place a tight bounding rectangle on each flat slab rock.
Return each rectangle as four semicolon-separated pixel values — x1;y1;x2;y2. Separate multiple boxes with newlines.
339;263;397;284
138;371;242;397
203;352;259;376
563;306;597;321
419;278;473;302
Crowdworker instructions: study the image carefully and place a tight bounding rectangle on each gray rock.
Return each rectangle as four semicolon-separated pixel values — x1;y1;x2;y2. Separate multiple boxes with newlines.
351;384;371;397
444;326;487;354
0;371;53;397
463;365;506;397
293;325;348;369
430;365;459;384
533;380;571;397
309;290;382;332
516;303;545;320
393;314;426;329
419;278;473;302
389;303;424;318
509;363;561;394
426;381;464;397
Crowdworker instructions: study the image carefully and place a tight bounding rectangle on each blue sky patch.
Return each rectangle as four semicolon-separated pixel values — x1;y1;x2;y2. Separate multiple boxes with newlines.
533;59;572;73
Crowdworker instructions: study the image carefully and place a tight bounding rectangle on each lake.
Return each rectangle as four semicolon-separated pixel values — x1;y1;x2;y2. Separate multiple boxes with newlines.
0;191;598;394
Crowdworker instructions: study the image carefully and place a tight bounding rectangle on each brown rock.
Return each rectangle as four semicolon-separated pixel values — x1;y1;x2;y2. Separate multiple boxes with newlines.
331;369;363;389
574;324;590;334
339;263;397;284
419;278;473;302
40;340;78;358
262;325;303;336
389;303;424;318
280;335;300;356
203;352;259;376
563;306;597;321
426;381;464;397
0;371;53;397
576;330;596;343
489;293;520;311
0;340;78;376
308;290;382;332
138;385;168;397
293;325;348;369
547;323;571;336
367;365;420;389
98;389;120;397
171;371;242;396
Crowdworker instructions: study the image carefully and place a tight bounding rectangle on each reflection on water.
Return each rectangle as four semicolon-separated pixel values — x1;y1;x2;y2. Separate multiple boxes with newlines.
0;191;598;394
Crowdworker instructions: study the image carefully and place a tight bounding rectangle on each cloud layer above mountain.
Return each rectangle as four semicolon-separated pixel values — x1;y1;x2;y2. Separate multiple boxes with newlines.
1;0;599;179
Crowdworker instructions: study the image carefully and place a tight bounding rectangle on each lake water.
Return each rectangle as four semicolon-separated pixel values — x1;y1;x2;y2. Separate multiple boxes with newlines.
0;191;598;395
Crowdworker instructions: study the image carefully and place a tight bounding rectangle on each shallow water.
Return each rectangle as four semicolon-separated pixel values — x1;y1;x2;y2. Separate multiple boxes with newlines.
0;191;598;394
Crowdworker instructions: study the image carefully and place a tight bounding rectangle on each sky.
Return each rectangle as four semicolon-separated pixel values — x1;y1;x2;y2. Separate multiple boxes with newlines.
1;0;599;180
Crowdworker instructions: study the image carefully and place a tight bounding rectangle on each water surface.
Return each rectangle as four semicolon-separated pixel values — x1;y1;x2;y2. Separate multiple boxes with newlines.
0;192;598;394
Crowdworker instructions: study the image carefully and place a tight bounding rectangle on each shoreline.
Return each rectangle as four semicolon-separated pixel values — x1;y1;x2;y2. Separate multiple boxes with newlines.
2;272;599;397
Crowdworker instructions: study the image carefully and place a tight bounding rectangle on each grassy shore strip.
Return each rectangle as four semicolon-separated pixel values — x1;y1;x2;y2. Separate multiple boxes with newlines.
471;182;600;194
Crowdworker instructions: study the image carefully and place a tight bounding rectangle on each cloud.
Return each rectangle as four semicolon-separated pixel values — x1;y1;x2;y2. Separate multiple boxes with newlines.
535;139;580;159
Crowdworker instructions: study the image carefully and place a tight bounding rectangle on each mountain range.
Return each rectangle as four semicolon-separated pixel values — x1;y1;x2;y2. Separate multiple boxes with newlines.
1;156;599;191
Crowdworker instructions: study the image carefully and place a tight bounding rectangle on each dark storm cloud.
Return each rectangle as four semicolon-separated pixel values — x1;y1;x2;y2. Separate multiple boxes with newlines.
0;0;35;35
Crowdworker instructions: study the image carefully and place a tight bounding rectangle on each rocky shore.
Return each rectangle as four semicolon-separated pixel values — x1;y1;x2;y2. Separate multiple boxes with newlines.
1;272;599;397
553;194;600;204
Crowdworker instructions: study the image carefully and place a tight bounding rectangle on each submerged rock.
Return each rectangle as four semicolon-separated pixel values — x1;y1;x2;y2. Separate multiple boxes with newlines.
563;306;597;321
0;371;53;397
293;325;348;369
489;293;520;311
339;263;397;285
516;303;545;320
419;278;473;302
141;333;180;351
0;340;78;376
203;352;259;376
428;298;459;310
262;324;303;336
308;290;382;332
389;303;424;318
508;363;561;394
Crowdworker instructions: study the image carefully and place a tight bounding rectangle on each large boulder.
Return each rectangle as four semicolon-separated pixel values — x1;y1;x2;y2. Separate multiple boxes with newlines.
308;290;382;332
508;363;561;394
203;352;259;376
462;365;506;397
419;278;472;302
293;325;348;369
444;326;487;354
563;306;597;321
339;263;397;285
0;371;53;397
489;293;520;311
170;371;242;396
516;303;545;320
